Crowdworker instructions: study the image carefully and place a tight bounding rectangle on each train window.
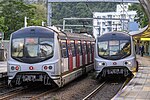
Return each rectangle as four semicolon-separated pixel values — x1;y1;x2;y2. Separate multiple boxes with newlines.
91;43;95;53
98;40;131;60
87;42;91;54
98;41;109;56
61;41;68;58
11;37;54;63
120;40;131;56
109;41;119;56
39;38;54;58
12;38;24;57
77;42;82;55
70;41;76;57
25;38;38;57
83;42;87;54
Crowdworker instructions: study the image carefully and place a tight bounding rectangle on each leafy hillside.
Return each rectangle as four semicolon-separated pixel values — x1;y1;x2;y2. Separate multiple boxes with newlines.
0;0;117;39
52;2;117;25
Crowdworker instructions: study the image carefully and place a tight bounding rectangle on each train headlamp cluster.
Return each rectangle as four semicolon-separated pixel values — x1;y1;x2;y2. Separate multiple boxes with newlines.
10;65;20;72
98;62;106;66
124;61;132;66
43;64;53;71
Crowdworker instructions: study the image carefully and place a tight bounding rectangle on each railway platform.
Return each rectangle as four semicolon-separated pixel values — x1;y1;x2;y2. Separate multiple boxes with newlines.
0;61;7;78
113;55;150;100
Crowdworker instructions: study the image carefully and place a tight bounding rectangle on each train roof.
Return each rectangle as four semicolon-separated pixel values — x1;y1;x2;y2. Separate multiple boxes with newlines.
97;31;131;41
11;26;95;41
48;26;95;41
11;26;54;38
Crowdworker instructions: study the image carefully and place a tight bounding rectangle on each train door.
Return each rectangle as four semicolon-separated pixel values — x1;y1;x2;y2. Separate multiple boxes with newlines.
78;41;82;67
87;42;91;63
91;42;95;62
84;41;88;65
60;40;69;73
89;42;92;63
70;40;76;69
67;40;73;72
75;40;80;68
82;41;85;66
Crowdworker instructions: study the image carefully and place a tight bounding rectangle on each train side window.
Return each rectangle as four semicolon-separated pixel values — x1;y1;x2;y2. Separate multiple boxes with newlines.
70;41;76;57
61;41;68;58
86;42;91;54
83;42;87;54
78;42;82;55
91;43;95;53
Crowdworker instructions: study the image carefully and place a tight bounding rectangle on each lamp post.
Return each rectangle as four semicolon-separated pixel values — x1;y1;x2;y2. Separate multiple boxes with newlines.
24;16;29;27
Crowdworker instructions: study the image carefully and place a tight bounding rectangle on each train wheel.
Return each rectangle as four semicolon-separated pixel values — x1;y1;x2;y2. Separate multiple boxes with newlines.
136;61;139;72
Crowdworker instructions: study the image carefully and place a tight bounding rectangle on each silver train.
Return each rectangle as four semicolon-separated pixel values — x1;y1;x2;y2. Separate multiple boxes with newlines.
7;26;95;87
94;32;138;79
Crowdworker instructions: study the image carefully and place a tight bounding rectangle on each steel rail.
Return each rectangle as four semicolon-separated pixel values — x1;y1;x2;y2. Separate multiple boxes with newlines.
82;81;106;100
30;87;59;100
0;84;7;88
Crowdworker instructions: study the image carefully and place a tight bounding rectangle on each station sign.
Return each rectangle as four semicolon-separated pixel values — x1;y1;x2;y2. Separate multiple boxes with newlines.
48;0;139;3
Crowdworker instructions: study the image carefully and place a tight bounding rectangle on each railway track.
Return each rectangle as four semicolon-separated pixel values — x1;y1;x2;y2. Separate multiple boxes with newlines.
82;76;133;100
0;86;28;100
0;84;58;100
30;87;59;100
82;81;106;100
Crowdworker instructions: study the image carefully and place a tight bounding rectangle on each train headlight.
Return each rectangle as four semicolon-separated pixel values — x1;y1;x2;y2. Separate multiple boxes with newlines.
124;61;132;66
9;65;20;72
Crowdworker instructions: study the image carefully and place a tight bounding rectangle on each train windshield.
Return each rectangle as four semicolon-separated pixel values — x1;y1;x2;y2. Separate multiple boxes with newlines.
98;40;131;60
11;37;54;63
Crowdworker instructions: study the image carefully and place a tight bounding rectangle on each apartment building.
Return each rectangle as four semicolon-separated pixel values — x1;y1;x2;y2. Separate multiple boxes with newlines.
93;3;137;38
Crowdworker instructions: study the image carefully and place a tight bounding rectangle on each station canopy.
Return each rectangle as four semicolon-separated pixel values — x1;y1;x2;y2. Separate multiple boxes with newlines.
130;0;150;41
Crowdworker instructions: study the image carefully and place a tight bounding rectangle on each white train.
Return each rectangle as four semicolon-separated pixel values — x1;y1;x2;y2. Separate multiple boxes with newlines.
7;26;95;87
94;32;138;79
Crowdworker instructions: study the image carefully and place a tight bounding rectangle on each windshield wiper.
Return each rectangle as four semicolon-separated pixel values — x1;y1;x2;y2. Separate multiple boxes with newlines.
14;57;23;62
16;48;23;58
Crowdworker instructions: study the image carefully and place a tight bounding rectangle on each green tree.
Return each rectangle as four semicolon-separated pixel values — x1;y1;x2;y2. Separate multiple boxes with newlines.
52;2;117;25
28;4;47;26
0;17;8;33
0;0;36;39
129;4;148;28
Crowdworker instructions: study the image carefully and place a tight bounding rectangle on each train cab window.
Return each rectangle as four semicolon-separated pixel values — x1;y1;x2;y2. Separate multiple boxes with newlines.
109;40;119;56
120;40;131;56
98;40;131;60
61;41;68;58
98;41;109;56
11;37;54;63
39;38;54;58
12;38;24;57
25;38;38;57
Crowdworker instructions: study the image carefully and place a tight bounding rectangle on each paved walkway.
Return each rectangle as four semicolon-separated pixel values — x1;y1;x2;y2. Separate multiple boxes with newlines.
112;55;150;100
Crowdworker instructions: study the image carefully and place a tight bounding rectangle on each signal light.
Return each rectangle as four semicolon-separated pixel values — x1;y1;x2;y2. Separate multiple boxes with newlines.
15;66;19;70
44;66;48;70
113;62;117;65
29;66;34;70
